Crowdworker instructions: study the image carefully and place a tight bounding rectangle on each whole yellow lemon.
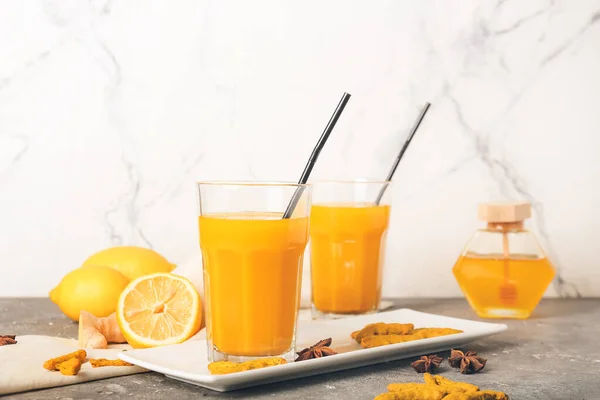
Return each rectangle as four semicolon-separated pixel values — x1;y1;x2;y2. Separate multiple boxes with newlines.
50;266;130;321
81;246;176;280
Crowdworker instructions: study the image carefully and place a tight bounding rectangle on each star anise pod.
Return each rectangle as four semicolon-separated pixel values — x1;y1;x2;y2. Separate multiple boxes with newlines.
295;338;337;361
410;354;443;373
0;335;17;346
448;349;487;374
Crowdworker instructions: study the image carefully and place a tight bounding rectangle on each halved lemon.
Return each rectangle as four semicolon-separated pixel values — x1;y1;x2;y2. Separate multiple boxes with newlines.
116;273;202;349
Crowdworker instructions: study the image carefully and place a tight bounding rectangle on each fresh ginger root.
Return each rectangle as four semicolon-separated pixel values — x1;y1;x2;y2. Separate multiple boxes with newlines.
43;349;87;371
58;357;82;376
374;374;508;400
90;358;133;368
208;357;286;375
79;311;126;349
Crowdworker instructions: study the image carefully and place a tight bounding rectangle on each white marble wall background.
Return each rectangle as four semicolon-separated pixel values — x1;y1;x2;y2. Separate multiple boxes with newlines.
0;0;599;298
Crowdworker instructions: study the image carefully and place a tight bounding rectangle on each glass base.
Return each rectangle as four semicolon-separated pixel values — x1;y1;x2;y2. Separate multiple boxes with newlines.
311;304;378;320
475;307;532;320
208;344;296;363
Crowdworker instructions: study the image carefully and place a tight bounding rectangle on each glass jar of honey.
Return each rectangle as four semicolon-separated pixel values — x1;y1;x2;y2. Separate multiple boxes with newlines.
453;201;555;319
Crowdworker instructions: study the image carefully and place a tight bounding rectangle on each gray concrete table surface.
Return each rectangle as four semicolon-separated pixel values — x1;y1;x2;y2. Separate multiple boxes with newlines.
1;298;598;400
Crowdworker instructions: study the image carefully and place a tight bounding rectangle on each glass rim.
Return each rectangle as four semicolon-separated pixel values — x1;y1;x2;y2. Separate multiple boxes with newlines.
310;179;392;185
196;180;311;188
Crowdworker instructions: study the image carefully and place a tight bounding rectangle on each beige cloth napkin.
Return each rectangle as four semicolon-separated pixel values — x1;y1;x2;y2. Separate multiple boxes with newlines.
0;301;394;395
0;335;147;396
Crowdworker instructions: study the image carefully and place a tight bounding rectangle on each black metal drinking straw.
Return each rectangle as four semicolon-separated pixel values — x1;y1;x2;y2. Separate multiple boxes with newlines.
282;92;352;219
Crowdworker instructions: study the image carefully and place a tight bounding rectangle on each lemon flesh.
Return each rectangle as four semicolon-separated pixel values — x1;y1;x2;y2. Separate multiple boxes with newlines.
116;273;202;348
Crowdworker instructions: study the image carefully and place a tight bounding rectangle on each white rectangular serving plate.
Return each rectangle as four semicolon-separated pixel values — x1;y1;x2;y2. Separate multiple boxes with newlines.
119;309;507;392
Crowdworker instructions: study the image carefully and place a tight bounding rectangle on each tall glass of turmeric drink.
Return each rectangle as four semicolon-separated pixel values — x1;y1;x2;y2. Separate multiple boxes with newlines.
310;181;391;318
197;182;311;362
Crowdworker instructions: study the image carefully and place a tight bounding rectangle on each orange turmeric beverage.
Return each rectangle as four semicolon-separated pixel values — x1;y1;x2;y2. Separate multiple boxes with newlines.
199;212;309;358
310;203;391;315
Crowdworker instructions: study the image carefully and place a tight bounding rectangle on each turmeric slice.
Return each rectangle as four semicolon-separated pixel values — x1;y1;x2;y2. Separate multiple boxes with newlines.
43;350;87;371
352;323;415;343
58;357;82;376
208;357;286;375
89;358;133;368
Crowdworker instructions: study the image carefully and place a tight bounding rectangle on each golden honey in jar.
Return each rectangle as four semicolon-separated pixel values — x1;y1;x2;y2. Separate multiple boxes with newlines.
453;201;555;319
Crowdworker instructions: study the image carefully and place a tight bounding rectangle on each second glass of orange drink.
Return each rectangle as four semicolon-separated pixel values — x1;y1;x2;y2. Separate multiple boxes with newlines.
310;181;391;318
197;182;311;362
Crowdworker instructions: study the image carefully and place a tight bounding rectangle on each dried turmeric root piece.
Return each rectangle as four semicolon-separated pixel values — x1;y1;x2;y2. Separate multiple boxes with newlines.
241;357;287;370
357;326;463;348
58;357;82;376
374;391;444;400
387;383;431;391
431;373;479;393
411;328;463;339
423;372;437;385
376;384;446;400
376;392;438;400
43;350;87;371
476;390;509;400
376;375;508;400
360;333;432;348
207;361;245;375
441;394;467;400
360;334;404;348
89;358;133;368
424;373;479;393
388;382;445;393
442;392;505;400
374;393;400;400
352;323;415;343
208;357;286;375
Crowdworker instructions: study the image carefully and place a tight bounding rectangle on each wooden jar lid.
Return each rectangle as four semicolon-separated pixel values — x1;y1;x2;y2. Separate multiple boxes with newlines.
478;201;531;223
